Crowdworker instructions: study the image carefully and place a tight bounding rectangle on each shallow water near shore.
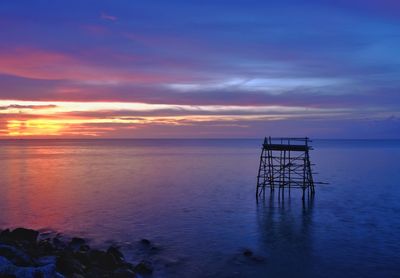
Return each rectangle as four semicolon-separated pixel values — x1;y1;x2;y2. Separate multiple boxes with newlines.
0;139;399;277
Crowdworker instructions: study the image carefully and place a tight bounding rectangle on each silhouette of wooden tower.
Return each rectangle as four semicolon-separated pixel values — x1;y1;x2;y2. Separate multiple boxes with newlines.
256;137;315;200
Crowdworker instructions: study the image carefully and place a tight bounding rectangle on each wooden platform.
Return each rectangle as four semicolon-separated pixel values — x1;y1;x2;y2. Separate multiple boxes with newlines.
262;143;310;152
256;137;315;200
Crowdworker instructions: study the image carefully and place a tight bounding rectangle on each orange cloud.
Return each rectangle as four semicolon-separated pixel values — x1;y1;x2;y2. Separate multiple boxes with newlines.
0;48;166;83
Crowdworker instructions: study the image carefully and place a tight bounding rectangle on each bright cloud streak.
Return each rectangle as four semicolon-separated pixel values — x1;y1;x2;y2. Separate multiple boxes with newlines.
0;100;357;137
0;100;349;115
166;77;347;93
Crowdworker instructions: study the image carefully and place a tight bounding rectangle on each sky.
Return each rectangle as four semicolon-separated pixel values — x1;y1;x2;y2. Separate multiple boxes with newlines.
0;0;399;138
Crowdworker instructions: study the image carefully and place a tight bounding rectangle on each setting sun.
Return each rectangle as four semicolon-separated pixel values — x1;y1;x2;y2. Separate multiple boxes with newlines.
7;119;64;136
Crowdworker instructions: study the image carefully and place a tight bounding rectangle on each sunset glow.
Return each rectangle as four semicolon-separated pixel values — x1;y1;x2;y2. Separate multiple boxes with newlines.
7;120;64;136
0;1;399;138
0;99;355;137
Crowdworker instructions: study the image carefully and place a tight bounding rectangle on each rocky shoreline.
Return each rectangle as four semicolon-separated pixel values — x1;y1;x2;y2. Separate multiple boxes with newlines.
0;228;152;277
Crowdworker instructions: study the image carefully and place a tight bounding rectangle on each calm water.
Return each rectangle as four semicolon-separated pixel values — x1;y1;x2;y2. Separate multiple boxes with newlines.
0;139;399;277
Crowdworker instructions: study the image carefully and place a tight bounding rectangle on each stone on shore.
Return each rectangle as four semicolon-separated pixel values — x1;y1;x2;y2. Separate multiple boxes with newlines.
243;248;253;257
0;243;33;266
112;267;137;278
10;228;39;245
134;260;153;274
0;227;148;277
56;252;85;275
107;246;125;264
89;249;120;270
140;238;151;246
0;255;59;278
68;237;87;251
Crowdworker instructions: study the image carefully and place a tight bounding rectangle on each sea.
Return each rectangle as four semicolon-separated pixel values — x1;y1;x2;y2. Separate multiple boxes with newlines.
0;139;399;277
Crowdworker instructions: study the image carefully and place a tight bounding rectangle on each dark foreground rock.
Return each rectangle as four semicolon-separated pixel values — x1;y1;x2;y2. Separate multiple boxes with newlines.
133;260;153;275
0;228;152;277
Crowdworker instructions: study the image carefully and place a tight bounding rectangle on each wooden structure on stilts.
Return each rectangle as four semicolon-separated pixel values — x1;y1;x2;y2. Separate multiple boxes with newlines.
256;137;315;200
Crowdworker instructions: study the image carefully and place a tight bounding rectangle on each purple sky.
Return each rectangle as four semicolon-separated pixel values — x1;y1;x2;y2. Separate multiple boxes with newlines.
0;0;399;138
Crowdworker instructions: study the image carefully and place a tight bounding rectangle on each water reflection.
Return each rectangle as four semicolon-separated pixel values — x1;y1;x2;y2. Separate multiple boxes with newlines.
0;145;70;229
257;192;315;277
0;139;399;277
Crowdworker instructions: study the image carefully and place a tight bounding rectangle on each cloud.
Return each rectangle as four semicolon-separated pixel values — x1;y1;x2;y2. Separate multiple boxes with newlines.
100;12;118;21
0;102;398;138
0;104;57;110
55;105;348;120
0;48;169;83
0;1;399;138
1;74;399;113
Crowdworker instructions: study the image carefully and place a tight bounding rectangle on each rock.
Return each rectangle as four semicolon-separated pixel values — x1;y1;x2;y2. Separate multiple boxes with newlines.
53;237;67;250
74;251;91;267
69;237;86;251
79;244;90;252
107;246;124;264
112;267;137;278
71;274;85;278
29;263;58;278
0;228;146;278
0;259;58;278
0;229;11;242
140;239;151;246
38;230;54;237
0;256;12;267
38;239;55;254
70;238;85;245
0;243;33;266
139;238;161;254
9;228;39;245
56;252;84;275
243;249;253;257
0;257;16;277
85;266;105;278
133;260;153;275
89;249;119;270
88;249;106;265
36;255;57;266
